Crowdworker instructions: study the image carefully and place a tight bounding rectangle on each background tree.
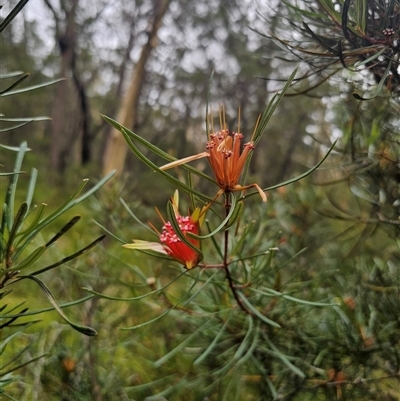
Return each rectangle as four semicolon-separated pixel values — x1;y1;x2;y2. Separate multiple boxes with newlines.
102;0;171;176
43;0;89;172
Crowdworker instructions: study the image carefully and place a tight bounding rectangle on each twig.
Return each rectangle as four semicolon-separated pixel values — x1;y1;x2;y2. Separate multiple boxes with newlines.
223;191;253;315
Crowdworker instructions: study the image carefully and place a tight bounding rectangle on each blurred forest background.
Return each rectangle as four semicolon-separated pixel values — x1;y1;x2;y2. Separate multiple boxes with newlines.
1;0;400;400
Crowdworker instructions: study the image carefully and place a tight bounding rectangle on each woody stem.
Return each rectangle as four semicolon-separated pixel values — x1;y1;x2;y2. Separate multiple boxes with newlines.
223;191;251;315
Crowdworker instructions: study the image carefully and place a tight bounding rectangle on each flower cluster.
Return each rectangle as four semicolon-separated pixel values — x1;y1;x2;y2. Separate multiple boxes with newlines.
123;191;202;269
206;129;255;190
159;215;200;269
160;112;266;202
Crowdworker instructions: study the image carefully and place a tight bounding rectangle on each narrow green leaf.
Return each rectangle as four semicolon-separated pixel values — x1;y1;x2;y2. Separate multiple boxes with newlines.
121;270;200;330
318;0;342;25
0;143;32;151
121;306;176;331
0;353;48;377
1;78;65;97
230;220;256;257
244;139;337;199
102;115;215;185
1;392;21;401
338;40;349;69
355;0;367;33
14;203;47;241
120;128;213;202
45;215;81;247
4;202;28;267
248;250;276;283
280;0;326;19
205;220;223;258
249;287;336;306
0;308;29;329
341;0;361;42
353;47;387;68
265;372;278;398
92;219;126;243
84;270;188;301
0;122;33;132
353;60;393;100
124;375;175;392
237;291;281;328
11;245;46;271
119;197;156;236
0;0;30;33
0;322;36;353
13;275;97;336
0;117;51;132
188;195;237;240
2;142;27;235
0;171;24;176
0;341;31;367
234;315;254;359
1;296;95;318
25;168;37;211
121;297;185;331
0;116;50;122
1;301;26;316
254;67;298;145
31;235;105;276
241;68;298;186
262;334;305;378
205;70;215;140
74;171;116;203
0;71;25;79
0;73;29;95
235;324;260;368
302;22;337;53
14;171;115;260
0;289;13;300
226;199;243;229
194;310;233;365
139;385;175;401
183;268;219;305
154;320;211;367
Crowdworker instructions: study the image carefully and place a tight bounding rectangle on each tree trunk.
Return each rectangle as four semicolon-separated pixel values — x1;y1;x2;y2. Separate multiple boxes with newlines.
102;0;171;176
46;0;91;172
46;0;80;174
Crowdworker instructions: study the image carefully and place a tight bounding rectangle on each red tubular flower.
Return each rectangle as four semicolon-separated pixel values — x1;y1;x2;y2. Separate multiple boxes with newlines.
159;215;200;269
123;191;203;269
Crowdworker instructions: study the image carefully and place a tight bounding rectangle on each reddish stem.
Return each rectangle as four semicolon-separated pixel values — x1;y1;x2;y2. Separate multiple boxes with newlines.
223;191;252;315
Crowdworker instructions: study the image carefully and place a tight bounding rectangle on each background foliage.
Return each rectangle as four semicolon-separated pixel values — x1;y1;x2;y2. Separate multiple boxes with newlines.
1;0;399;400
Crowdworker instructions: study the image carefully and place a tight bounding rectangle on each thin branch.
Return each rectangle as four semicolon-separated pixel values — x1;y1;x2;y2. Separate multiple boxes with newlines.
223;192;252;315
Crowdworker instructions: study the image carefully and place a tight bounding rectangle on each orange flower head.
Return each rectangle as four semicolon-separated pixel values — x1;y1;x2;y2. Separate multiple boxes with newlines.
159;108;267;202
159;215;200;269
206;129;255;190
